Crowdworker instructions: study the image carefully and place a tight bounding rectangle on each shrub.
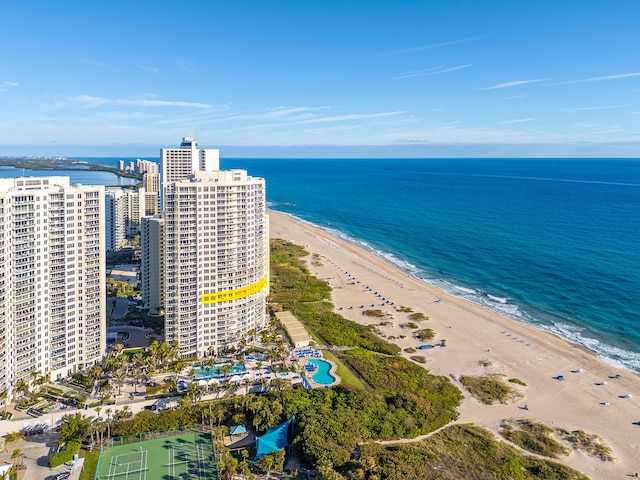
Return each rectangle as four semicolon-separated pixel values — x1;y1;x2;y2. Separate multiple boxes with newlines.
408;312;429;321
501;419;569;458
414;328;436;341
508;378;527;386
460;375;523;405
363;309;385;317
49;440;81;467
410;356;427;364
556;428;614;461
396;306;413;312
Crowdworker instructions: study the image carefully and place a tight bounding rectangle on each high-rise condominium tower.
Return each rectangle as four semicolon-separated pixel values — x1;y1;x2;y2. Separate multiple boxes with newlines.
164;170;268;356
160;136;219;206
0;177;105;401
142;138;268;357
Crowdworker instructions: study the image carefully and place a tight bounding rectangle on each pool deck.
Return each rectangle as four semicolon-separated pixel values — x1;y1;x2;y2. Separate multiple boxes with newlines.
305;358;341;388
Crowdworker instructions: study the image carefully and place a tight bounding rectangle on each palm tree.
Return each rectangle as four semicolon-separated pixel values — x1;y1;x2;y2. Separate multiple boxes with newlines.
3;432;24;453
171;358;185;383
10;449;23;468
104;408;113;439
29;370;40;390
132;352;145;367
242;377;252;394
13;380;29;402
131;366;143;394
113;369;126;396
112;343;124;357
145;355;157;374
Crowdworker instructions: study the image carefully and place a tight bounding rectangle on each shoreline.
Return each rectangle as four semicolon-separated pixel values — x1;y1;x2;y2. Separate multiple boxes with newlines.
269;209;640;478
273;208;638;375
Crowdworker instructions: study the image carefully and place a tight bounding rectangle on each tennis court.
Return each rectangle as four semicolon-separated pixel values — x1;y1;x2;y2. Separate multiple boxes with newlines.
96;430;219;480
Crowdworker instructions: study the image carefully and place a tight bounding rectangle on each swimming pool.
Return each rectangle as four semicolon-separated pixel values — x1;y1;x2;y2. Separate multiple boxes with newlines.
308;359;335;385
193;362;246;378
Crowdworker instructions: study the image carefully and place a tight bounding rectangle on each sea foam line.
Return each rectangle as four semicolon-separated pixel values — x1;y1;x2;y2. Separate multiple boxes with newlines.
274;209;640;373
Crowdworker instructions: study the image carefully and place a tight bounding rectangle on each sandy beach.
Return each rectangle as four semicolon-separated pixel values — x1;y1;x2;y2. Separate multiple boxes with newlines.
269;209;640;479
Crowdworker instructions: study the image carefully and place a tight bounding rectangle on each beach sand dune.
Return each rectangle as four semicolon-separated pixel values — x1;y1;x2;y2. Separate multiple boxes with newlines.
269;210;640;479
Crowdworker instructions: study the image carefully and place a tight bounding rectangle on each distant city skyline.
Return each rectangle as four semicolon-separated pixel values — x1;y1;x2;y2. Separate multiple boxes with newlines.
1;1;639;157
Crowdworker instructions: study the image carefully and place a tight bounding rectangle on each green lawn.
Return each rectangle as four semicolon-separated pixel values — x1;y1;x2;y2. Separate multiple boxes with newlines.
321;350;367;390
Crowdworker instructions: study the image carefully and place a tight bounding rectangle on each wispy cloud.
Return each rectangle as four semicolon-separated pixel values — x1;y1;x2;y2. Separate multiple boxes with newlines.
389;35;488;55
138;65;158;74
84;59;118;71
2;81;19;87
396;64;472;79
295;111;406;125
567;104;631;112
176;59;195;72
499;118;536;124
479;79;545;90
69;95;212;109
507;95;524;99
554;72;640;85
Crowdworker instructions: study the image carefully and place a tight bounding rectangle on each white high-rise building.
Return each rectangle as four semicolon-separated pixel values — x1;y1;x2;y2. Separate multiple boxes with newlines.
143;139;268;357
142;173;160;216
160;136;219;206
0;177;105;400
105;188;127;251
124;189;146;237
162;170;269;356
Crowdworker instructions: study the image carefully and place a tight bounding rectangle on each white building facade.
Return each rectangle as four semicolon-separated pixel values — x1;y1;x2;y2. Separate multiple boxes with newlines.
0;177;105;400
162;170;268;356
160;136;219;206
105;188;127;251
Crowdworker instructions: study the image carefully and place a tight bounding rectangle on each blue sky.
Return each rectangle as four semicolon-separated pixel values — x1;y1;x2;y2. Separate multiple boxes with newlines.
1;0;639;157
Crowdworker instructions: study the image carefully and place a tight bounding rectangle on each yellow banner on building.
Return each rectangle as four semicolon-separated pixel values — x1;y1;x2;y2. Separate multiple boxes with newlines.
201;276;268;304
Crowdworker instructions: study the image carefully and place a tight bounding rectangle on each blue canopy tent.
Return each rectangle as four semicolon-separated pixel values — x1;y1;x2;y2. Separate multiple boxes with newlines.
254;416;295;460
230;425;247;436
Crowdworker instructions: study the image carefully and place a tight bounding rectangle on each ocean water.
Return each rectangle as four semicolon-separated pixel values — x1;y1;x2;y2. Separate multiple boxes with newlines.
16;156;640;372
220;158;640;373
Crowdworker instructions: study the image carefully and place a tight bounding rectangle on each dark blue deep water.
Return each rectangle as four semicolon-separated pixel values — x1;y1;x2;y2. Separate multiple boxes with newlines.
12;156;640;372
222;158;640;372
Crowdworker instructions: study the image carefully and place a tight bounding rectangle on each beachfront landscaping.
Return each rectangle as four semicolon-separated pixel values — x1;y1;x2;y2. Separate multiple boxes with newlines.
501;419;570;458
361;424;589;480
556;428;614;461
43;237;593;480
270;239;400;355
460;374;524;405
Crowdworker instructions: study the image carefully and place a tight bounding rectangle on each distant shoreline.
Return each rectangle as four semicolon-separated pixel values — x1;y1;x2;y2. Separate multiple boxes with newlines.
0;156;142;180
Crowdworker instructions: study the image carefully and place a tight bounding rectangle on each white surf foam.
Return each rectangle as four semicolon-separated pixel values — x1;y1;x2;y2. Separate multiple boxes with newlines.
274;210;640;373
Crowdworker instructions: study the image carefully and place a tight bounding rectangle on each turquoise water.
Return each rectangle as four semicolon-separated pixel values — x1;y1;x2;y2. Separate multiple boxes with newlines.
193;363;246;379
309;359;336;385
223;158;640;373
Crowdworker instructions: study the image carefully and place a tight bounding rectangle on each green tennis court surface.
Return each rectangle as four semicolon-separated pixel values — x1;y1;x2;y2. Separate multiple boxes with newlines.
96;431;218;480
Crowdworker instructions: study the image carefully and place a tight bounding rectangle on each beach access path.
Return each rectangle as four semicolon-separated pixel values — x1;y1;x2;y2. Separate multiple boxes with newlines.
268;209;640;480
